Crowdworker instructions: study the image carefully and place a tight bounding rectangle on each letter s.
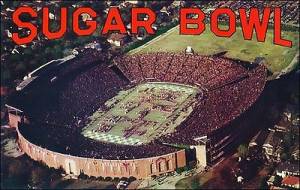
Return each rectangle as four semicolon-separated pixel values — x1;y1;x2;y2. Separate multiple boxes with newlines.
12;7;37;45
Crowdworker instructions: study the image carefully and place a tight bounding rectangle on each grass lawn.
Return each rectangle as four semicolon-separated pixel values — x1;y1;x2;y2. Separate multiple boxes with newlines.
144;110;168;123
175;170;213;189
129;25;299;75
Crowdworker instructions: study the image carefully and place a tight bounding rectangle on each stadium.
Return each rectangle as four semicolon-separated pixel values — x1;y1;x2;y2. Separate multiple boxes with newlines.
6;48;267;179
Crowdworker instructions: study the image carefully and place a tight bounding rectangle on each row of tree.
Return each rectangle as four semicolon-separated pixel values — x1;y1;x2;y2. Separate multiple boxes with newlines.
1;1;108;87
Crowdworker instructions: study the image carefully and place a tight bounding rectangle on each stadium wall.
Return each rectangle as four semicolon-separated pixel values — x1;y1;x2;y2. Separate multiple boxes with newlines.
16;126;186;179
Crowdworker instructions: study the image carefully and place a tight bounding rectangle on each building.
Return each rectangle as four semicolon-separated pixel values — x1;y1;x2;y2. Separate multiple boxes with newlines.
17;127;186;179
262;130;282;161
276;162;300;178
84;41;102;51
249;130;268;148
273;116;291;132
124;0;139;5
267;175;275;186
281;176;300;189
160;6;170;16
291;145;300;161
171;1;180;7
284;104;300;125
107;33;130;47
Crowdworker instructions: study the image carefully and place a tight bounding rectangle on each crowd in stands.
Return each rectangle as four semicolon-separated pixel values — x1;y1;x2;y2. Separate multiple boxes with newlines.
160;65;266;145
16;52;266;159
115;52;249;90
114;53;267;145
9;51;128;126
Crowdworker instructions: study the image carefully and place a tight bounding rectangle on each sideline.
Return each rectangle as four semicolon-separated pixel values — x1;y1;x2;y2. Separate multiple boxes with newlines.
275;51;299;79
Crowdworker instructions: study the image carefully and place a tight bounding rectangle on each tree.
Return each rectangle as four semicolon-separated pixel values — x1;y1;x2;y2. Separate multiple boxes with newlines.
30;167;49;188
176;167;185;174
7;159;30;187
78;172;88;179
220;166;232;182
280;152;289;161
273;175;282;187
237;144;249;159
8;160;25;178
259;177;269;189
283;130;293;148
1;69;11;84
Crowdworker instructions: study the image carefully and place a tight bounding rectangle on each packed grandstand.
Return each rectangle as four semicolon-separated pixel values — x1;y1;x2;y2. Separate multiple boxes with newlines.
7;49;267;163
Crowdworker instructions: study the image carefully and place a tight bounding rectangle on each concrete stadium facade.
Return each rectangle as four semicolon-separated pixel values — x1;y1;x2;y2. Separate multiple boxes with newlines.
5;51;267;179
14;121;186;179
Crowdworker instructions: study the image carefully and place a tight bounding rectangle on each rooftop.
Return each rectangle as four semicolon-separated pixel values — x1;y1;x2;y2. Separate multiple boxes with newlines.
109;33;128;41
282;176;300;186
277;162;300;173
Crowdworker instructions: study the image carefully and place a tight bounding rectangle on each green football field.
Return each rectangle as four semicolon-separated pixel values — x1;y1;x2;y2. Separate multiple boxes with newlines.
81;82;199;145
129;25;299;75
